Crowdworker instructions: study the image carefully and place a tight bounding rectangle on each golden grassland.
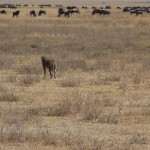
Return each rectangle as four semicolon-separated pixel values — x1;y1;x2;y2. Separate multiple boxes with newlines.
0;4;150;149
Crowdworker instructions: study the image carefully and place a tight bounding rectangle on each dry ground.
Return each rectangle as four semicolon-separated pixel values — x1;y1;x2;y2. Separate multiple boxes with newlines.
0;3;150;150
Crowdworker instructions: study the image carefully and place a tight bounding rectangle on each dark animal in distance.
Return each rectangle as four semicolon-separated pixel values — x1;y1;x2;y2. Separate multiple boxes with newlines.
67;6;77;10
23;4;28;7
117;6;121;9
92;6;96;9
38;10;46;16
38;4;51;8
92;8;99;15
41;56;56;78
64;11;70;17
15;4;21;7
0;10;6;14
56;5;62;7
13;10;20;18
105;6;111;9
9;5;17;9
30;10;36;17
92;9;110;15
82;6;87;9
58;8;70;17
136;11;143;16
130;9;143;16
67;6;80;14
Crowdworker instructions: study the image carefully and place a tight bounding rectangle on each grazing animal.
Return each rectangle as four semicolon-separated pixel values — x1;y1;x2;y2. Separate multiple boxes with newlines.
66;6;80;14
58;8;70;17
92;9;110;15
123;7;130;12
9;5;17;9
130;10;136;15
38;10;46;16
82;6;87;9
13;10;20;18
103;10;110;15
23;4;28;7
92;8;100;15
64;10;70;17
105;6;111;9
67;6;77;10
92;6;96;9
117;6;121;9
130;10;142;16
0;10;6;14
41;56;56;78
136;11;143;16
30;10;36;17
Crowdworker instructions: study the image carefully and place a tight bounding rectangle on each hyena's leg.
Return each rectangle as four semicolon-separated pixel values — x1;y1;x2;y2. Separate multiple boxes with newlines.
42;62;46;78
49;69;53;78
54;68;56;78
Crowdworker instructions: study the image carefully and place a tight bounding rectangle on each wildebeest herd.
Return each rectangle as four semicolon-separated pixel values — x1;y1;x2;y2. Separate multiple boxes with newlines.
0;4;150;18
123;6;150;16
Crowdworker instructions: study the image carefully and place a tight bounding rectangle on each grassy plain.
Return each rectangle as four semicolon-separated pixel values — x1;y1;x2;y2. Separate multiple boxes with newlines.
0;3;150;150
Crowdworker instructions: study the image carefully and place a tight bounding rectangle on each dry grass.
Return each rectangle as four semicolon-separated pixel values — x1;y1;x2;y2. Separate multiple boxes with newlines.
0;2;150;149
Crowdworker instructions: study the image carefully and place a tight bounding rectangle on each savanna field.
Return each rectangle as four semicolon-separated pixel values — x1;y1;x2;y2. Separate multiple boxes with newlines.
0;3;150;149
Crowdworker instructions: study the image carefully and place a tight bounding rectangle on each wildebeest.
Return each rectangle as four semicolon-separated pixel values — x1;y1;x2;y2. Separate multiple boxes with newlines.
30;10;36;17
123;7;131;12
92;6;96;9
41;56;56;78
105;6;111;9
58;8;70;17
147;9;150;13
9;5;17;9
92;9;110;15
56;5;62;7
136;11;143;16
23;4;28;7
92;8;100;15
67;6;77;10
39;4;51;8
38;10;46;16
117;6;121;9
0;10;6;14
66;6;80;14
15;4;21;7
130;9;143;16
130;10;137;15
82;6;87;9
64;11;70;17
13;10;20;18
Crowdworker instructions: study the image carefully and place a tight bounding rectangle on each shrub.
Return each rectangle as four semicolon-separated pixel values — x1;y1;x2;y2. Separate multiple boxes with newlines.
0;93;19;102
60;74;81;87
20;74;40;85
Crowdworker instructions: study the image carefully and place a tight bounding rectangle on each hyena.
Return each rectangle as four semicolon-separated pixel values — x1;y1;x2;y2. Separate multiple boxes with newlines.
41;56;56;78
